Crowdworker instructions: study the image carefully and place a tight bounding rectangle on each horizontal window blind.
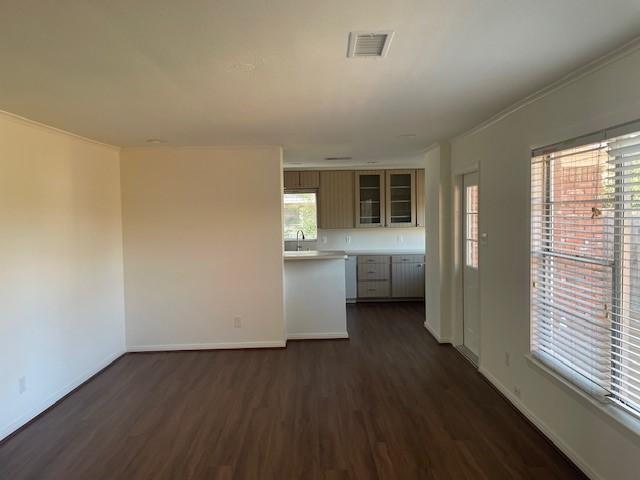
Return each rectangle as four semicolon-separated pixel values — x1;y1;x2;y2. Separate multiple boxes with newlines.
531;125;640;416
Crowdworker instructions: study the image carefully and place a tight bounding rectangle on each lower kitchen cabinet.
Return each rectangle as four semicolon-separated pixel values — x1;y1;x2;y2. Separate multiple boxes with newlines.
345;255;357;302
357;255;390;298
391;262;425;298
355;254;424;300
358;281;390;298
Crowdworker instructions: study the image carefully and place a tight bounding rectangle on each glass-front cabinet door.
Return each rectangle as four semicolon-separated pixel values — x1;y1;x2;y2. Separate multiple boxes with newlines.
355;171;385;227
385;170;416;227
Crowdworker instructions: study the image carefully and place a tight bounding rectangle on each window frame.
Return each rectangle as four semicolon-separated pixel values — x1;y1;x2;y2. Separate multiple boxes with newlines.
530;118;640;423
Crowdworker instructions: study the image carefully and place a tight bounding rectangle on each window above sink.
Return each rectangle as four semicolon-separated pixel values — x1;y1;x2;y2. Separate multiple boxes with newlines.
283;191;318;241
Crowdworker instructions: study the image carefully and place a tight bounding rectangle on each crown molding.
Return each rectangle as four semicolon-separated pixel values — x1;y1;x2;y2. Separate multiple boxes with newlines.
0;109;120;151
452;35;640;143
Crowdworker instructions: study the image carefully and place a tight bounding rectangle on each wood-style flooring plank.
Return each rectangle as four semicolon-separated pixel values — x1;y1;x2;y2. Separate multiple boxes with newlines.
0;302;586;480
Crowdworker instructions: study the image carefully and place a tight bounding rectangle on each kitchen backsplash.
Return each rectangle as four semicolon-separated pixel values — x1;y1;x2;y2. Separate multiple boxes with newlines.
285;227;425;252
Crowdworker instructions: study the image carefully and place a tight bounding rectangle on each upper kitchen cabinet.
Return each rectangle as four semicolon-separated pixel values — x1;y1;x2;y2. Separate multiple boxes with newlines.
385;170;416;227
283;171;299;189
318;171;354;229
416;169;425;227
300;171;319;188
355;171;385;228
283;170;320;190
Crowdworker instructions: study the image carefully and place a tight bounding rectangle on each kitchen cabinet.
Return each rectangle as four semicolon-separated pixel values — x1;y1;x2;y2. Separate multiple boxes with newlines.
285;168;424;229
358;281;391;298
385;170;416;227
355;171;385;228
416;169;425;227
284;170;319;190
345;255;357;302
299;171;319;188
283;171;300;189
354;254;424;300
357;255;390;298
318;171;354;228
391;255;425;298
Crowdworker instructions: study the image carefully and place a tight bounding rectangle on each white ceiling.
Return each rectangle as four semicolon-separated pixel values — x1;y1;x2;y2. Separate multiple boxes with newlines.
1;1;639;167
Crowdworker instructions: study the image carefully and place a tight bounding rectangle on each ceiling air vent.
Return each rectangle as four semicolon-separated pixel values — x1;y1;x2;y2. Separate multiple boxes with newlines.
325;156;353;161
347;31;394;58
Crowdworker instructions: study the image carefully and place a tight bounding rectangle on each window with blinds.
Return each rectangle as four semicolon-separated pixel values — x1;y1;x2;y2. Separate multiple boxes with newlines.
531;121;640;417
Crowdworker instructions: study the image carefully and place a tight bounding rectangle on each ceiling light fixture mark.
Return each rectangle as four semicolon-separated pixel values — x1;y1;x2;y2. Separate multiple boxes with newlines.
229;62;257;72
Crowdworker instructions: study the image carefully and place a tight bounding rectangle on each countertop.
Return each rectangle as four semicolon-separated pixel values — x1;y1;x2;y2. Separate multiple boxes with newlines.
284;250;348;261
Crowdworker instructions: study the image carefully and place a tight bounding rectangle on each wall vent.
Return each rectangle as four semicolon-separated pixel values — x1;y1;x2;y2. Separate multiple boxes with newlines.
347;31;394;58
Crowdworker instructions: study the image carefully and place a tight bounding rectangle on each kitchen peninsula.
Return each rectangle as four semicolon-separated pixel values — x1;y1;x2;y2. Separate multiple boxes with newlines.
284;251;348;340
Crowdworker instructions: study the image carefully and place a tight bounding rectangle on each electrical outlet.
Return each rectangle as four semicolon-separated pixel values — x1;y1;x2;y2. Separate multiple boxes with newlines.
514;386;522;399
397;234;404;243
233;316;242;328
321;236;327;244
505;352;510;367
345;235;351;244
18;376;26;394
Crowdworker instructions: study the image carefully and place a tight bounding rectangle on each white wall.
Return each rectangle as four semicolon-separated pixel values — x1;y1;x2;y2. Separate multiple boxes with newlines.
448;47;640;479
424;144;452;342
0;112;125;441
120;146;286;350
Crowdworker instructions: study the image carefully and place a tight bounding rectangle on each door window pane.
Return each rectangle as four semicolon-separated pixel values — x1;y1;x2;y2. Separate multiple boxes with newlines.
465;184;479;268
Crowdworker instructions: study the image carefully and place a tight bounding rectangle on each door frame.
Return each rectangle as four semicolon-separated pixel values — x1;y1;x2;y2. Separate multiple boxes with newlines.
452;165;481;367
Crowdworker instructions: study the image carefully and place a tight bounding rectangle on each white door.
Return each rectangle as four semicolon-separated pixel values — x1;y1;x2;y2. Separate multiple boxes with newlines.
463;172;480;358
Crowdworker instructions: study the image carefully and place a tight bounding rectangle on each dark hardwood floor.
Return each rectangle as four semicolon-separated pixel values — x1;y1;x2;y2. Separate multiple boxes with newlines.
0;302;585;479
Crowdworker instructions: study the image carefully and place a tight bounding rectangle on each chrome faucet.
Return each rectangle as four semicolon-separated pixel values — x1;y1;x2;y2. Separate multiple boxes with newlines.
296;230;306;251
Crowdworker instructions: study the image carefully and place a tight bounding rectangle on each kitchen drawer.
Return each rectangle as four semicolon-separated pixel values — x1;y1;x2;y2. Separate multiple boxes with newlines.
357;263;390;280
392;254;425;264
358;281;390;298
357;255;391;265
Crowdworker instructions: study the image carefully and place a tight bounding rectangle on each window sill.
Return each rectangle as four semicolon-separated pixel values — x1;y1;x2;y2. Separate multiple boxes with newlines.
525;354;640;438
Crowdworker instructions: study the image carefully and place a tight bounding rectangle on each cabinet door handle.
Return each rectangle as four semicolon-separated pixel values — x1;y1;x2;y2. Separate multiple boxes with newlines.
368;271;375;274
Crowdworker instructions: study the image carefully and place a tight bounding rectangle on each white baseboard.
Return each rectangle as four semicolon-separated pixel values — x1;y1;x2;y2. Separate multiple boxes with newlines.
423;321;450;344
0;349;125;442
127;340;286;352
287;332;349;340
478;366;601;480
